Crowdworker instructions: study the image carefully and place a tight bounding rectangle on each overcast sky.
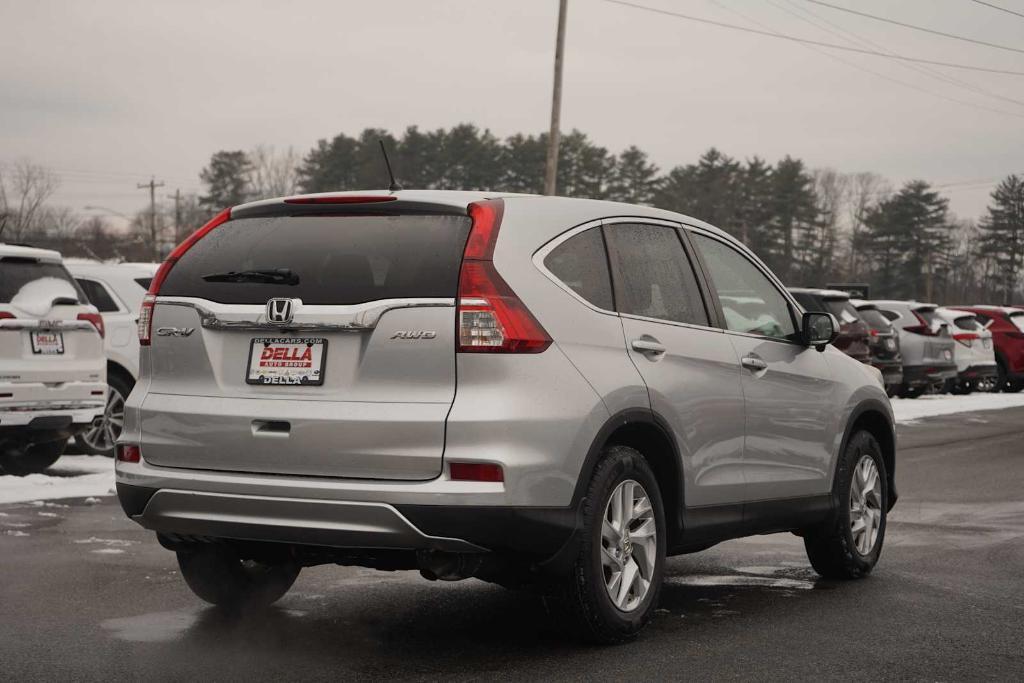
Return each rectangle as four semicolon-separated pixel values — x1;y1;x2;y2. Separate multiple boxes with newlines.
2;0;1022;227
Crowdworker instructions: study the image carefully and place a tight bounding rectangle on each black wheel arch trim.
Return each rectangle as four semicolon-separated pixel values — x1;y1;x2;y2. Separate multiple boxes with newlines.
837;398;898;510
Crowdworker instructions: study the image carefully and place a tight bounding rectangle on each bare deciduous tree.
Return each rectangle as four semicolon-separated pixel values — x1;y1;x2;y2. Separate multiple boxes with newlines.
248;145;300;199
846;172;889;280
0;160;59;241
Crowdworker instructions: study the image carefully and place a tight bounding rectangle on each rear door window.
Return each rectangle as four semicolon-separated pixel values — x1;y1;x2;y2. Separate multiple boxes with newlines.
690;233;796;340
604;223;709;326
160;214;472;304
76;278;120;312
544;227;614;310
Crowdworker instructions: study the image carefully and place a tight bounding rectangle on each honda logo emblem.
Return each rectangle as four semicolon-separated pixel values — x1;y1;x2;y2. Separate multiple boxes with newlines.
266;298;295;325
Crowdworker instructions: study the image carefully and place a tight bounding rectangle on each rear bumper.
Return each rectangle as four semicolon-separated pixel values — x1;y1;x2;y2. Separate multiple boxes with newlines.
902;363;958;386
0;402;104;427
0;380;106;427
868;358;903;384
117;482;576;559
958;364;998;381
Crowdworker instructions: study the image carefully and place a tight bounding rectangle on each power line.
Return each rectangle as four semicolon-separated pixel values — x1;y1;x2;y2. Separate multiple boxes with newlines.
802;0;1024;54
601;0;1024;75
970;0;1024;20
771;0;1024;110
702;0;1024;119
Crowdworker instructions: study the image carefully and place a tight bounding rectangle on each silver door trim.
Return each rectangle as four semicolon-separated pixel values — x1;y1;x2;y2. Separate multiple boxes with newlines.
155;297;455;333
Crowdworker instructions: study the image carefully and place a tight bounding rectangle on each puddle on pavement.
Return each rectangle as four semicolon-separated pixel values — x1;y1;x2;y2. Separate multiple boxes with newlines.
91;548;125;555
102;607;308;643
102;609;200;643
669;565;817;591
73;537;136;547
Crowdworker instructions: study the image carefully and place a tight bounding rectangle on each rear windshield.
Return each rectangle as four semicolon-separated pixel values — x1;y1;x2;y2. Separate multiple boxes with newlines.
825;299;860;324
791;292;821;312
915;309;939;326
857;308;891;330
160;215;472;305
953;315;981;331
0;258;85;305
1010;312;1024;333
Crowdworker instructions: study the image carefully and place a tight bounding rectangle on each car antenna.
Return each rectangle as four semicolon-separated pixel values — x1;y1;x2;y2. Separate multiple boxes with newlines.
378;139;402;192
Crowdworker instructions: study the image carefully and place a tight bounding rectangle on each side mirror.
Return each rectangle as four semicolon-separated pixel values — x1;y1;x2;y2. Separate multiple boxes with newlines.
802;311;838;351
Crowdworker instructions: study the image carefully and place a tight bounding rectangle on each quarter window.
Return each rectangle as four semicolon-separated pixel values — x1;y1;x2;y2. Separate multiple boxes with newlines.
544;227;614;311
604;223;709;326
690;233;796;340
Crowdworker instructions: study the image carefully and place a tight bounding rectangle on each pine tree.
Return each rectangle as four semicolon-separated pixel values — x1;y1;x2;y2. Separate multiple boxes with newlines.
978;175;1024;304
606;146;659;205
199;150;252;210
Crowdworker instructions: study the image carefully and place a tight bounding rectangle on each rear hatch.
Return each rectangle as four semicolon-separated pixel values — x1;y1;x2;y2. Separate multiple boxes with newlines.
0;256;104;386
912;305;955;363
141;209;471;480
857;307;900;360
823;297;871;362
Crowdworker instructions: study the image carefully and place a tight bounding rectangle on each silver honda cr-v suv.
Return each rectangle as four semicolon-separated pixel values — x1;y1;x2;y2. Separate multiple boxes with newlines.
116;191;897;643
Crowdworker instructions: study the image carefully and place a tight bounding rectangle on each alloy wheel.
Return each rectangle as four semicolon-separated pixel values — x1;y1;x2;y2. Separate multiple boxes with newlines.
81;384;125;454
849;455;883;555
601;479;657;612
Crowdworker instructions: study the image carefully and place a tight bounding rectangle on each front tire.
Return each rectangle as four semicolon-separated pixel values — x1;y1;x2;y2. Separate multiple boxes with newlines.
0;438;67;476
552;445;666;644
804;431;887;579
177;545;300;609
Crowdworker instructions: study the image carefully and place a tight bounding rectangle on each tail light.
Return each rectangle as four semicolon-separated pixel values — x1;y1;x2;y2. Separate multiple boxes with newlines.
449;462;504;482
139;207;232;345
0;312;14;320
77;312;105;338
457;200;551;353
116;443;141;463
869;329;879;337
953;332;979;348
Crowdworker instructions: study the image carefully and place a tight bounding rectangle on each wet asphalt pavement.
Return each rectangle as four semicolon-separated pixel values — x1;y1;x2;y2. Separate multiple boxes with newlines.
2;408;1023;681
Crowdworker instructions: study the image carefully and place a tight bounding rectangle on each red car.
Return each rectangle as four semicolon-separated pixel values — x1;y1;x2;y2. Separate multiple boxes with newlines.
950;306;1024;393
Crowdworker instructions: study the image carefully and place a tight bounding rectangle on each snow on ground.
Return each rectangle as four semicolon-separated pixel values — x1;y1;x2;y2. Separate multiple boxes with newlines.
0;456;114;505
891;392;1024;423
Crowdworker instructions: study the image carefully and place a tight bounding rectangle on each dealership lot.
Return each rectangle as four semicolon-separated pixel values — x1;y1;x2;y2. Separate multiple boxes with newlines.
2;406;1022;680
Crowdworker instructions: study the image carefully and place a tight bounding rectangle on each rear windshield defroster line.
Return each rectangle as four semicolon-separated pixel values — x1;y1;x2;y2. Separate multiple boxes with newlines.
159;214;472;305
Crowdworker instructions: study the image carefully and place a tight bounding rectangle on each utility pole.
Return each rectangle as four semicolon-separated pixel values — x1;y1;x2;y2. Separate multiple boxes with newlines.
543;0;568;196
137;176;164;261
167;189;182;243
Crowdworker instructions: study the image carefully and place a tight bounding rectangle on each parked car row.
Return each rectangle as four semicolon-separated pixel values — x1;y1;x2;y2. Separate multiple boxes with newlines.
789;287;1022;398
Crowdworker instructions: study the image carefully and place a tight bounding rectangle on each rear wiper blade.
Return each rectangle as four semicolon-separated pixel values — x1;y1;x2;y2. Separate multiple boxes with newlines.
201;268;299;285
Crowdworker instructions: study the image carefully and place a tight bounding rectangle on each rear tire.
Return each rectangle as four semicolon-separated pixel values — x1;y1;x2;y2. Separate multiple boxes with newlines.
804;431;887;579
0;438;67;476
550;445;666;644
76;372;133;457
177;545;300;609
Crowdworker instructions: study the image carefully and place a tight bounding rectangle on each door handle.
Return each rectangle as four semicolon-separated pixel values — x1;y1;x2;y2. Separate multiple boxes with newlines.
252;420;290;438
741;356;768;372
631;339;666;354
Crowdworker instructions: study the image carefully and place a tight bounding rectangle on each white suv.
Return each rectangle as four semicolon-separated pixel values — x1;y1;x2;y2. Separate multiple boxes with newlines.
68;261;157;455
0;244;106;474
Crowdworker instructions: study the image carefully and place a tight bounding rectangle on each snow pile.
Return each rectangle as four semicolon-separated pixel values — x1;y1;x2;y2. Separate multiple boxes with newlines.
891;392;1024;423
0;456;114;505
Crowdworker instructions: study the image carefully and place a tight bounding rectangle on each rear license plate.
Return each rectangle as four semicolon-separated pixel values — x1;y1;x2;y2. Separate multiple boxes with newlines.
884;338;896;351
31;331;64;355
246;337;326;385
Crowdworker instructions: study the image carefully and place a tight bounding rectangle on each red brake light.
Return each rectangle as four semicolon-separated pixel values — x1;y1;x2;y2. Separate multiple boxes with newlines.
0;312;14;320
283;195;397;205
77;312;105;338
140;207;232;345
905;312;938;336
116;444;141;463
869;329;879;337
953;332;979;348
457;199;551;354
449;462;504;482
